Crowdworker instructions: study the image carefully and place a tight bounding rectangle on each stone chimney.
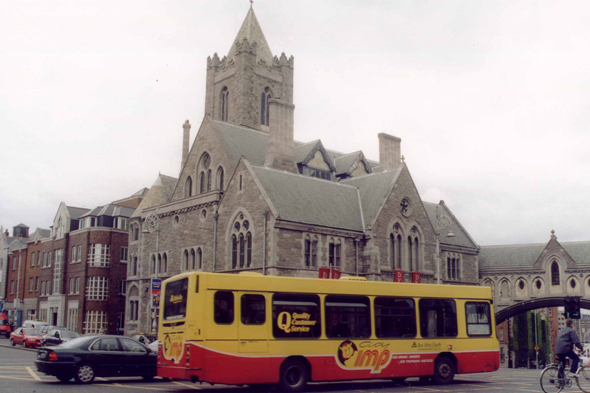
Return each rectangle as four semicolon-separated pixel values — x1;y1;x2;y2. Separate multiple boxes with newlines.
181;120;191;173
264;98;298;173
378;133;402;170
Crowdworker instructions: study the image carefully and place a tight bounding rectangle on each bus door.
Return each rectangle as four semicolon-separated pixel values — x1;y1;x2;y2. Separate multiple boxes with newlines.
238;292;268;353
206;290;238;349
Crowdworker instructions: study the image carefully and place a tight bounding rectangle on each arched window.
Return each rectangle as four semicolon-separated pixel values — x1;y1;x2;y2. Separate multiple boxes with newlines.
231;235;238;269
217;167;224;191
207;169;212;191
199;171;205;194
162;253;167;273
150;255;156;275
414;237;420;271
157;254;162;274
221;86;229;121
239;233;245;268
407;236;413;271
190;249;196;270
185;176;193;198
246;232;252;267
197;248;202;270
260;87;272;126
551;261;560;285
183;250;189;271
390;234;401;270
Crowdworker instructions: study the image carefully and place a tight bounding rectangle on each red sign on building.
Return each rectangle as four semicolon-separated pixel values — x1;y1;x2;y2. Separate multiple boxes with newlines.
412;272;421;283
319;267;341;279
394;270;404;282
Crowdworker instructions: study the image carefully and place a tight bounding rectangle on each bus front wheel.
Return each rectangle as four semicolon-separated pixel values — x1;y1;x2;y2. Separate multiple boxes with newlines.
433;357;455;385
279;360;309;392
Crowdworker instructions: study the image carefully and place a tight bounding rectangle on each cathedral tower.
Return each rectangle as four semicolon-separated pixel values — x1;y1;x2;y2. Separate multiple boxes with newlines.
204;8;294;131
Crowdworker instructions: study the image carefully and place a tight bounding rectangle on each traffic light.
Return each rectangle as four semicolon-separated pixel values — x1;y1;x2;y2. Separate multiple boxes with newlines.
564;296;581;319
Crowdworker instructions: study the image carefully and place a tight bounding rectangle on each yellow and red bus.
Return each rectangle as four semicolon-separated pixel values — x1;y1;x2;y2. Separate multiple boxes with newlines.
157;272;499;391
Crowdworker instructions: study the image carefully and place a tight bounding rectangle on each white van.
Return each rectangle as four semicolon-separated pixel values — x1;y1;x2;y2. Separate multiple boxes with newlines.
22;320;49;330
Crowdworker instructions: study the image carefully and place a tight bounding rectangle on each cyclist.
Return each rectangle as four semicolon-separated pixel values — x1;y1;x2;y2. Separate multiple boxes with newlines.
556;318;584;375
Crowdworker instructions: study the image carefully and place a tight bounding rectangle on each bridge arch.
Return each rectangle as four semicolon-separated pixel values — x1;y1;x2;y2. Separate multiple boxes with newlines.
495;296;590;324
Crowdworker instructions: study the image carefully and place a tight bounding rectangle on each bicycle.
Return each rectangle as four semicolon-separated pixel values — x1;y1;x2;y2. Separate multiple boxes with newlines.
540;358;590;392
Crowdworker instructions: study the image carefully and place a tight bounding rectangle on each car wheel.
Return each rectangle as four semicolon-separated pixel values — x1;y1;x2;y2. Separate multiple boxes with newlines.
57;374;72;383
279;360;309;393
432;357;455;385
9;339;14;346
74;364;95;384
141;375;154;381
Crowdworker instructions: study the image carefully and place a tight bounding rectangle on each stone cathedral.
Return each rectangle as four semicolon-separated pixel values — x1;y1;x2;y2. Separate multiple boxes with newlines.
124;7;480;335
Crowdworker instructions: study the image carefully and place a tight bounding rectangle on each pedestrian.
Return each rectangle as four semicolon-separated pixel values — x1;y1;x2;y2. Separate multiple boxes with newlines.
556;318;584;375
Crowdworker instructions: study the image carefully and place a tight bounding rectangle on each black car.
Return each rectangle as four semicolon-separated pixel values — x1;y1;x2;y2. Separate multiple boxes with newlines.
41;329;81;346
35;335;157;383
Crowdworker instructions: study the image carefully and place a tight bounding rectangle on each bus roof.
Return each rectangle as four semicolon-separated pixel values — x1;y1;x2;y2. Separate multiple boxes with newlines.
164;272;492;300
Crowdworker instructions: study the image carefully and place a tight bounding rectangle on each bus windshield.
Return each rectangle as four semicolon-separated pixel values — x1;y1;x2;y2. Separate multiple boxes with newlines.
164;277;188;320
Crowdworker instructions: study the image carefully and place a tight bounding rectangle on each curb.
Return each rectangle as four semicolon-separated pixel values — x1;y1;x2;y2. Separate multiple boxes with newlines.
0;343;38;352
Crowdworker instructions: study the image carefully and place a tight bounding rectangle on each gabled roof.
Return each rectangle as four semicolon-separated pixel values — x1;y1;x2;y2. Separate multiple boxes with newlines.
14;223;29;228
80;204;135;219
293;140;318;164
341;169;402;228
334;151;373;176
132;174;178;218
67;206;91;220
422;201;479;250
249;164;364;232
227;8;274;65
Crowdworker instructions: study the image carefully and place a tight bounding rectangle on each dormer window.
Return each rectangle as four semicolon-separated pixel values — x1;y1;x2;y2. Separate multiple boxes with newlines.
221;86;229;122
261;87;272;126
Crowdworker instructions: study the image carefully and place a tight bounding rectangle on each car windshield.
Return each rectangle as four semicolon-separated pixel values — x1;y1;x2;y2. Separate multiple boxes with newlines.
23;329;40;335
0;320;8;326
61;331;80;339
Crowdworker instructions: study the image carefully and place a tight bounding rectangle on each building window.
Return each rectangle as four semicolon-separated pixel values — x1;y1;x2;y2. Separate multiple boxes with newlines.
53;249;63;294
30;252;35;267
390;225;402;270
197;248;203;270
37;252;41;266
130;300;139;321
220;86;229;121
120;247;128;262
84;310;107;335
182;250;189;271
113;217;128;230
28;277;33;292
71;246;77;263
39;308;48;322
217;167;224;191
328;238;342;268
551;261;560;285
131;225;139;241
75;277;80;294
131;256;138;276
35;277;39;292
10;281;14;294
231;235;238;269
150;255;156;275
261;87;272;126
77;245;82;262
119;280;126;296
499;328;504;341
447;254;461;281
304;235;318;268
86;277;109;301
185;176;193;198
88;244;110;267
68;307;78;332
69;278;75;294
41;281;46;296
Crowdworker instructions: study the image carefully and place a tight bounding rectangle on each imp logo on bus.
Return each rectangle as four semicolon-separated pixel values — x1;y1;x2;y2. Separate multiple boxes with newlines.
336;341;392;374
163;333;184;363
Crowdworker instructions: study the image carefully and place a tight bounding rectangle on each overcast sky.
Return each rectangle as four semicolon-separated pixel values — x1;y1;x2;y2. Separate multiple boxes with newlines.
2;0;590;246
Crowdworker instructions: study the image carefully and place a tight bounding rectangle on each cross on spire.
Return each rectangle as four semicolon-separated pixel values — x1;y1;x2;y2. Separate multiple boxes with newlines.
250;0;253;8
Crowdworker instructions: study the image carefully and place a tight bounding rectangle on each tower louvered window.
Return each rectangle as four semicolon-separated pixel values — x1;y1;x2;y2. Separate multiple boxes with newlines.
221;87;229;121
261;87;272;126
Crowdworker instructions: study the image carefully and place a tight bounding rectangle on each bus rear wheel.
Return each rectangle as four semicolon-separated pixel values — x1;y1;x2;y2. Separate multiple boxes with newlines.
433;357;455;385
279;360;309;392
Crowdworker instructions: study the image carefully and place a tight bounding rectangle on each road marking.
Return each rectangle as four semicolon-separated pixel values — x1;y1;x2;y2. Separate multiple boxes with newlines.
111;382;177;391
172;380;201;389
26;366;41;381
0;375;35;381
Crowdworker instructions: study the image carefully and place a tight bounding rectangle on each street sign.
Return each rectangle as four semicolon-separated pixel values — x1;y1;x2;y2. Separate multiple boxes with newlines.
394;270;404;282
151;278;162;308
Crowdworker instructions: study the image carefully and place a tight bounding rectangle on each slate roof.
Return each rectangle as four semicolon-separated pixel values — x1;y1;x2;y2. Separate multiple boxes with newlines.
341;169;401;228
479;240;590;269
80;204;135;218
67;206;91;220
250;165;364;232
212;120;268;166
227;8;274;65
423;202;479;249
14;223;29;228
334;151;362;175
132;174;178;218
293;140;318;164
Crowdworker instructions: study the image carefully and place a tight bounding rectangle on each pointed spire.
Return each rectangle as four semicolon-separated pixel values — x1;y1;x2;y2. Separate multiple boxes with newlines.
227;8;273;65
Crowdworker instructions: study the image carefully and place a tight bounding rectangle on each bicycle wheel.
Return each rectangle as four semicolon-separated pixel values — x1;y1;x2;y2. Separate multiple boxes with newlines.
540;365;564;393
577;367;590;392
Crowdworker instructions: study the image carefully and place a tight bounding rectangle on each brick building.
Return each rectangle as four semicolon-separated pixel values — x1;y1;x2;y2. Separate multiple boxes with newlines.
125;8;481;335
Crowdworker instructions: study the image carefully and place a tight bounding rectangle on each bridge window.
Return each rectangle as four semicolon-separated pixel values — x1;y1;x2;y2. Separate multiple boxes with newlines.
374;297;416;338
465;302;491;336
536;280;542;290
551;261;560;285
571;279;577;289
419;299;457;338
519;281;525;290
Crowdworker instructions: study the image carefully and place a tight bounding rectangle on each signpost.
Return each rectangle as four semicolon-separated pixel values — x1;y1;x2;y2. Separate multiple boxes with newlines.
151;278;162;308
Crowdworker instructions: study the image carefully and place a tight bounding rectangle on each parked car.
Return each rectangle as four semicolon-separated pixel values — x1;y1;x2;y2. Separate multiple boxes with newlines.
131;334;154;346
35;335;157;383
40;325;68;335
22;320;49;330
41;329;81;346
10;327;44;348
0;313;10;338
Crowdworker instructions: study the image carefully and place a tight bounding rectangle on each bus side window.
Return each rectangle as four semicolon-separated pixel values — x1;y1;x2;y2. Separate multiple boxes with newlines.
374;297;416;338
214;291;234;324
419;299;457;338
241;294;266;325
272;293;321;338
465;302;491;336
325;295;371;339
